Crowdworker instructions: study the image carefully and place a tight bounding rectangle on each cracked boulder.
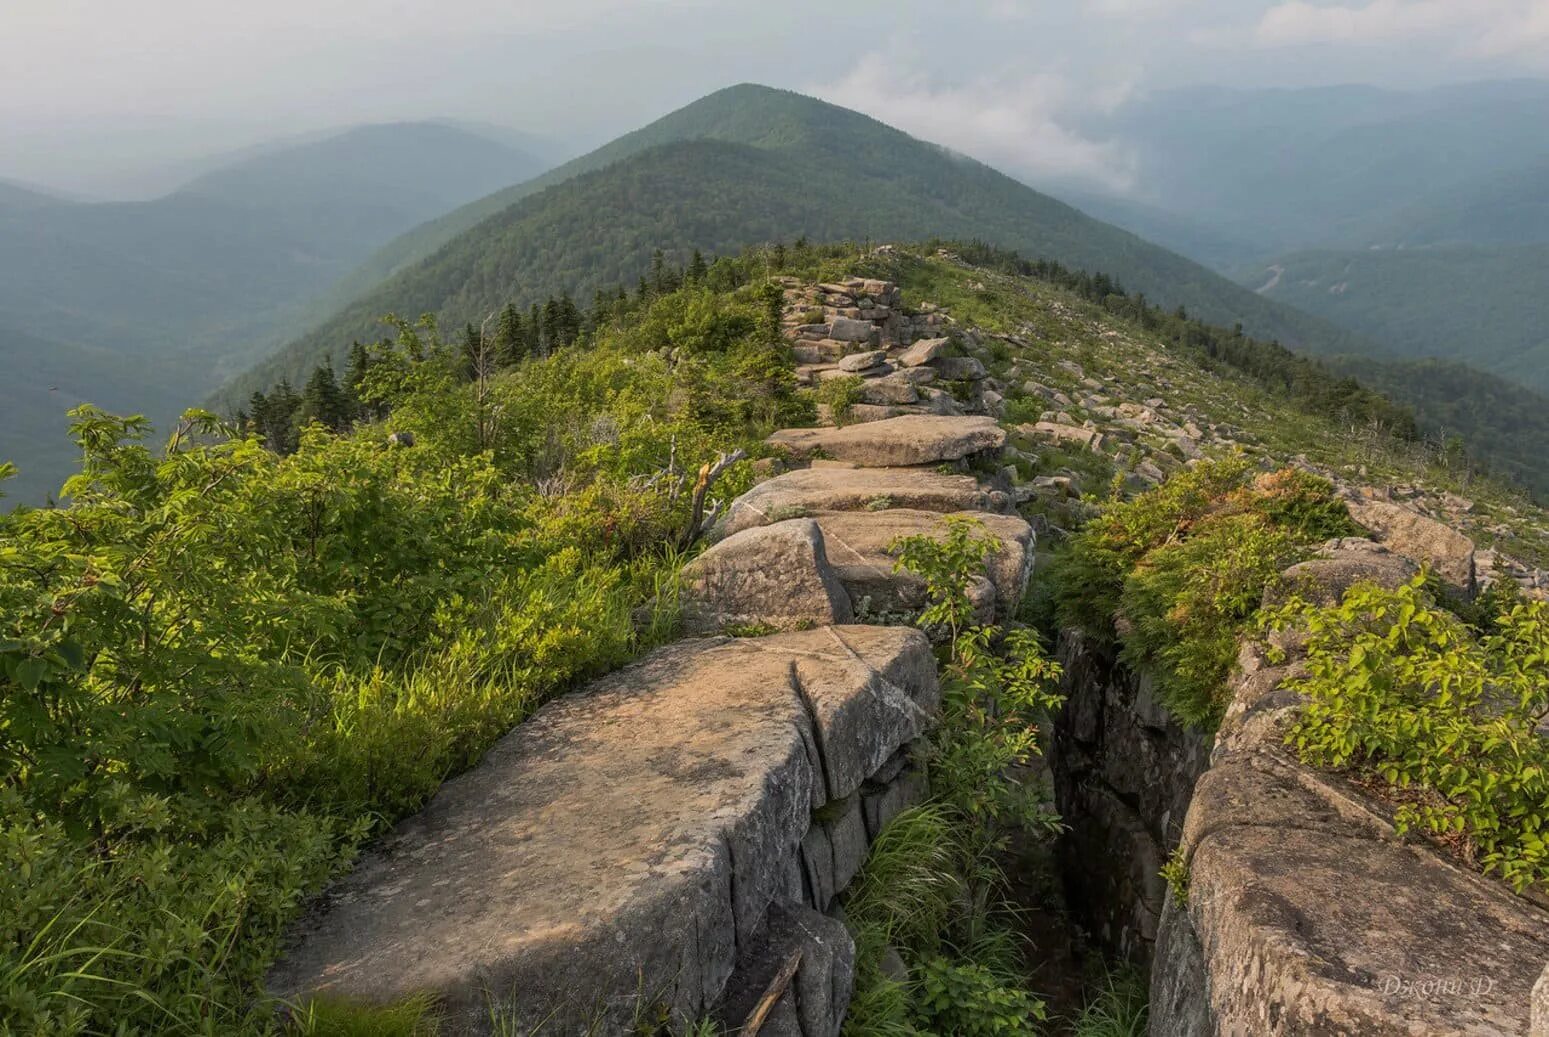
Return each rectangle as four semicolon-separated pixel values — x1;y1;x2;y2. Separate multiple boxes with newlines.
766;415;1006;468
716;466;1009;538
680;518;852;634
1346;497;1477;598
815;509;1034;622
266;626;938;1035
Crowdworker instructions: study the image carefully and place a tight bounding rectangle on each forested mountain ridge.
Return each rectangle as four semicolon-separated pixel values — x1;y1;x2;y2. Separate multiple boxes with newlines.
225;83;1386;405
1242;244;1549;393
8;243;1549;1034
0;122;548;503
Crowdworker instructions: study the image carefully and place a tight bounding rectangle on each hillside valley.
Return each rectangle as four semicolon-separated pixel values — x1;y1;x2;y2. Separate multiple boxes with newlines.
226;85;1384;407
0;122;547;501
1054;81;1549;396
7;241;1548;1035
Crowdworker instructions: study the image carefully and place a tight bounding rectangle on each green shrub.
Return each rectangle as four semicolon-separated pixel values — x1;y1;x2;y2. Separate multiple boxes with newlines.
815;375;867;427
0;275;802;1033
1270;576;1549;892
1053;458;1356;726
914;958;1044;1036
842;519;1064;1035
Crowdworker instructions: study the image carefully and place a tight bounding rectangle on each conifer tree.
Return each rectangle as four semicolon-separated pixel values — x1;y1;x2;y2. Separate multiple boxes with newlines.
495;303;524;367
527;302;543;358
686;249;708;283
298;362;347;432
345;341;373;419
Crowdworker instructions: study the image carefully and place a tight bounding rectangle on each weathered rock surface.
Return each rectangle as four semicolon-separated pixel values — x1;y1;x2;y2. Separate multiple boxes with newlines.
1347;497;1477;597
1153;634;1549;1036
1022;421;1103;452
899;337;951;367
1271;537;1420;607
815;509;1033;621
267;627;939;1035
767;415;1006;468
1054;541;1549;1035
928;355;986;381
838;350;887;372
828;317;878;343
717;467;1008;538
681;519;852;634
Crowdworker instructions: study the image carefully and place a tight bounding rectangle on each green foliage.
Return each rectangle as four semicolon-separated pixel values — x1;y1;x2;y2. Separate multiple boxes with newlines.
1069;967;1149;1037
1160;846;1190;905
914;957;1045;1037
815;375;867;427
844;521;1064;1035
1269;576;1549;892
0;275;796;1033
1054;459;1356;727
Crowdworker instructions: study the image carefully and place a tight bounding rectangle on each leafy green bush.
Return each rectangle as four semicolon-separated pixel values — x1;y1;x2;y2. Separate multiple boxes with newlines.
815;375;867;427
914;958;1044;1036
0;277;800;1033
1270;576;1549;892
842;519;1063;1035
1053;459;1356;726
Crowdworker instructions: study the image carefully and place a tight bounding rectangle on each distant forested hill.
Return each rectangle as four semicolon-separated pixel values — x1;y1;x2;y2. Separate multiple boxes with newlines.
226;84;1381;403
1242;245;1549;392
0;123;547;502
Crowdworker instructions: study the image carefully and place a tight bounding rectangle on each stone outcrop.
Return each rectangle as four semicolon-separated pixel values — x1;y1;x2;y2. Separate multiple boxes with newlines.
268;626;938;1035
1053;537;1549;1034
766;414;1006;468
1347;496;1477;598
815;509;1033;621
680;518;853;634
1153;624;1549;1035
716;466;1009;538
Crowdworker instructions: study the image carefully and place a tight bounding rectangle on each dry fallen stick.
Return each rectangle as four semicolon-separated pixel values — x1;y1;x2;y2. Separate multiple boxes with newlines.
681;447;748;548
741;949;803;1035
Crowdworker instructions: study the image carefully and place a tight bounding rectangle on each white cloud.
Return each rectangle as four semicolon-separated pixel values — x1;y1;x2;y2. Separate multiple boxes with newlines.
1255;0;1549;63
808;54;1138;192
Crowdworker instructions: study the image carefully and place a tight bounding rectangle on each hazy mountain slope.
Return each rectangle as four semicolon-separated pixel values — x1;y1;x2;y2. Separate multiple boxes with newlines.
1084;80;1549;256
0;122;549;503
1242;245;1549;391
0;325;186;505
1350;160;1549;248
0;178;68;213
1329;354;1549;492
233;84;1382;402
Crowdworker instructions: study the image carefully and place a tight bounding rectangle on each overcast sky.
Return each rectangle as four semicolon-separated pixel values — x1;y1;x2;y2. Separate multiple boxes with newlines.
5;0;1548;198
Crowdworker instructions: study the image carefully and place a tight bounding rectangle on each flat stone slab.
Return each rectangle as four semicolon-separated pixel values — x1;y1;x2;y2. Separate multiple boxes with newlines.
268;626;937;1034
718;466;1008;538
766;415;1006;468
1347;497;1477;598
681;518;853;635
816;510;1034;620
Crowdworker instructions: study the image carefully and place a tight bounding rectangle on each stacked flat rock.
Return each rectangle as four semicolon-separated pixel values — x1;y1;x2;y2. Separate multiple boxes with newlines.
783;277;982;421
268;627;939;1035
766;415;1006;468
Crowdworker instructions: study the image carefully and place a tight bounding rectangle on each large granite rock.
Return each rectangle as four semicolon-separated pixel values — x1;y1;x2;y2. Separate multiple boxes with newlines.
1141;548;1549;1035
815;509;1034;622
1347;497;1477;598
680;518;852;634
1270;537;1420;607
766;415;1006;468
1152;638;1549;1036
267;627;938;1035
717;466;1008;538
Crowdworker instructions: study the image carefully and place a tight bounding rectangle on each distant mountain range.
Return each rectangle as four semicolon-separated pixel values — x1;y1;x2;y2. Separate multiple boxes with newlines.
0;122;547;502
1055;80;1549;393
224;83;1382;403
